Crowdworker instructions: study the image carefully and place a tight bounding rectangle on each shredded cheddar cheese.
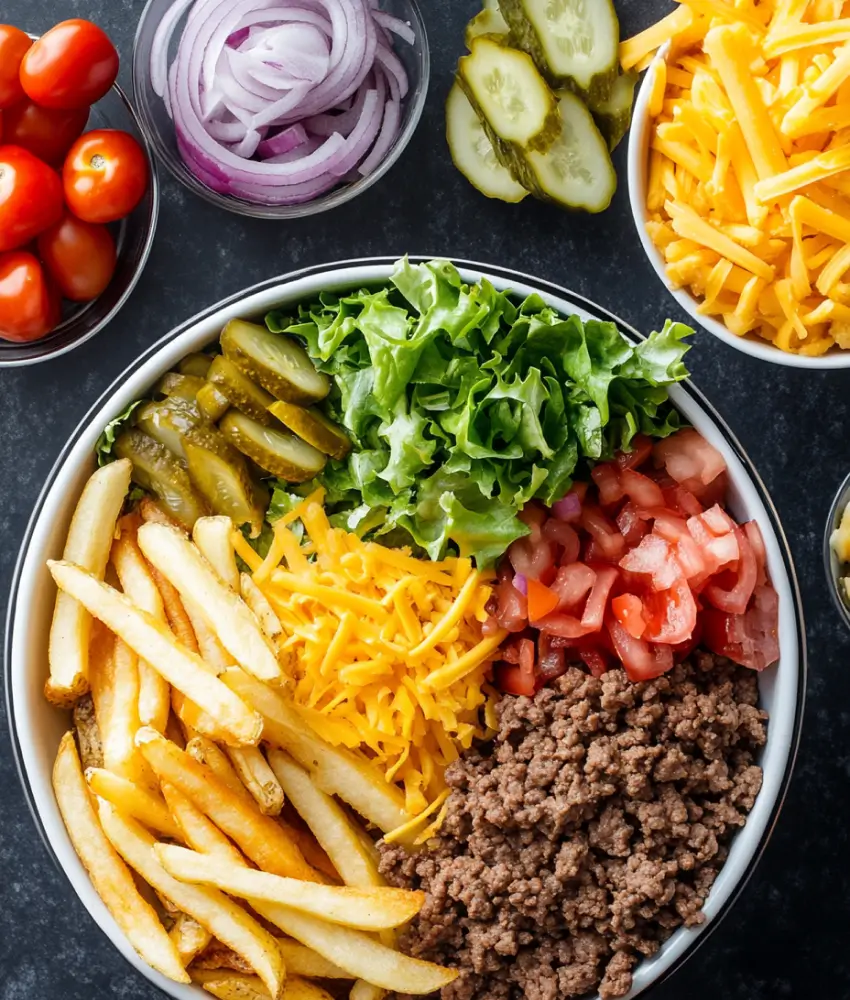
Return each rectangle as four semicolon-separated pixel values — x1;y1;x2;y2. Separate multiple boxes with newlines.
627;0;850;354
242;494;504;830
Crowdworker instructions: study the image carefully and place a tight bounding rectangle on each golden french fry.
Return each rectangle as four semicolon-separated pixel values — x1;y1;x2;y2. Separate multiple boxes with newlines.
251;902;457;995
48;561;262;747
276;940;351;979
183;596;233;674
89;637;150;785
172;690;231;745
226;746;284;816
161;781;245;865
137;523;281;683
73;693;104;770
194;516;240;591
86;768;182;839
148;561;200;653
240;575;282;640
52;732;189;983
136;728;319;882
97;801;285;1000
350;981;386;1000
165;710;189;749
46;459;132;706
169;911;212;966
192;972;333;1000
222;670;409;833
277;817;338;883
111;532;171;733
155;845;423;930
186;737;254;802
267;751;380;888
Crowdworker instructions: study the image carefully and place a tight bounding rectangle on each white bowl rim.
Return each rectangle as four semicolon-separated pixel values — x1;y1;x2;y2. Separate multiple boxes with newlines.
5;256;807;1000
626;44;850;370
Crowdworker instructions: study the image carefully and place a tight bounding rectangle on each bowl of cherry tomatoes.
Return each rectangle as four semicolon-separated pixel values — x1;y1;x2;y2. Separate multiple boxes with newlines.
0;19;159;366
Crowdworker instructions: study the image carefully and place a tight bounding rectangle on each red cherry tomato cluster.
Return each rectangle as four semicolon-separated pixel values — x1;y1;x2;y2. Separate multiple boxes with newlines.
0;20;149;344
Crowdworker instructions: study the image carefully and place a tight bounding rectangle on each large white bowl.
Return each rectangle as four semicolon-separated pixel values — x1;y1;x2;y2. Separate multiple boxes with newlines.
627;48;850;370
5;259;806;1000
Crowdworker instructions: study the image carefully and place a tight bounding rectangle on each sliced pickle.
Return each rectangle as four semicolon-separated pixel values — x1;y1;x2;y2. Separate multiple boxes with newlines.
219;410;327;482
207;354;276;426
136;397;203;461
466;6;510;48
178;353;213;378
184;441;264;536
197;381;230;422
588;70;637;151
220;319;330;405
154;372;206;401
114;429;209;530
268;400;352;461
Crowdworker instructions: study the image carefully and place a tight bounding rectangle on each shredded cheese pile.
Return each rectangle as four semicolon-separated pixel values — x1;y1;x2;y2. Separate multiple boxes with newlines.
623;0;850;356
233;490;505;842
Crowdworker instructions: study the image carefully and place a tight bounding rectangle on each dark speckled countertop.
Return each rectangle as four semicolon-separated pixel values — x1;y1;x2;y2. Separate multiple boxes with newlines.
1;1;848;997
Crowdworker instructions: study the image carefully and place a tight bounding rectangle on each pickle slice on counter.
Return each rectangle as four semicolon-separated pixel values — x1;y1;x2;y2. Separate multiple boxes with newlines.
220;319;330;405
446;81;529;203
220;410;327;482
207;354;276;426
465;5;510;48
267;400;352;461
184;441;264;536
458;37;560;154
136;397;203;462
498;0;619;100
588;70;637;152
178;352;213;379
154;372;206;401
197;381;230;422
114;429;209;530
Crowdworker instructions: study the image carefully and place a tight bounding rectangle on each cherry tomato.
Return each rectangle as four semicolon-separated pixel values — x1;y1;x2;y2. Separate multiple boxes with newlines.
0;251;60;342
0;26;33;110
37;212;116;301
63;129;148;223
20;19;118;110
0;145;64;252
2;100;88;165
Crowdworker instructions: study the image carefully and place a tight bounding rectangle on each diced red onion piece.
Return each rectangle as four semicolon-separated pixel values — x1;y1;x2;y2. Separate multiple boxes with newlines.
552;493;582;521
513;573;528;597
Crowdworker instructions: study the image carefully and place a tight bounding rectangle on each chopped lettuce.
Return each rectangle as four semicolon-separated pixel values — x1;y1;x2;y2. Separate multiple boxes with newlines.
95;400;145;467
265;258;692;566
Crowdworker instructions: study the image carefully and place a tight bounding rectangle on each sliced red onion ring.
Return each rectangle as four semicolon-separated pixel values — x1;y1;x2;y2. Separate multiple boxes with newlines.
151;0;415;205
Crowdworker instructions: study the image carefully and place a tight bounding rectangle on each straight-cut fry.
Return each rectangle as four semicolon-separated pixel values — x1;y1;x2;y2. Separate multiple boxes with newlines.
276;940;352;980
186;736;254;802
226;746;285;816
241;574;283;640
169;911;212;966
98;801;285;999
89;637;148;785
86;767;182;839
137;523;281;682
46;459;132;706
192;971;334;1000
136;728;319;882
155;845;424;930
161;781;245;865
48;561;263;747
52;733;188;983
193;516;240;591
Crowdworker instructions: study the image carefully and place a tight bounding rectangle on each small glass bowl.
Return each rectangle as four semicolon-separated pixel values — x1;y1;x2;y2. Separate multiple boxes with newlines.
131;0;430;220
0;78;160;368
824;470;850;629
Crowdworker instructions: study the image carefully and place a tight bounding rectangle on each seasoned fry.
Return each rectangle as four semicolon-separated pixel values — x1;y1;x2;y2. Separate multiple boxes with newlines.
226;746;284;816
250;902;457;994
276;940;351;979
137;523;281;683
111;532;171;733
267;751;381;888
86;768;182;839
136;728;320;882
194;516;240;591
52;733;188;983
147;561;200;653
183;597;233;674
48;561;263;747
97;801;286;999
187;737;254;802
89;637;148;785
192;972;334;1000
155;845;424;930
169;911;212;966
161;781;245;865
222;670;410;833
240;574;282;640
73;693;104;770
46;459;132;706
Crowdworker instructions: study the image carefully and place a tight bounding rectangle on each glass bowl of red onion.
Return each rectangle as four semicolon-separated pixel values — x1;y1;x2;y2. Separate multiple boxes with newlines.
132;0;429;219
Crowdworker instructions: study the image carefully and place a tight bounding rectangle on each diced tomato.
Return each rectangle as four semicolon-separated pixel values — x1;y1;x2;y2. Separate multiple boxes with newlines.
508;534;555;582
551;562;596;611
700;504;738;537
580;565;620;630
620;533;684;591
651;510;707;581
662;484;704;517
542;518;580;563
687;508;739;574
537;633;566;681
745;520;768;587
536;613;593;639
607;618;674;681
581;506;627;561
702;584;779;671
619;468;666;508
591;462;624;505
670;617;703;663
578;646;609;677
527;578;560;623
616;502;649;547
616;434;653;471
643;578;698;644
653;428;727;499
612;593;647;638
704;526;757;615
495;662;537;696
492;574;528;632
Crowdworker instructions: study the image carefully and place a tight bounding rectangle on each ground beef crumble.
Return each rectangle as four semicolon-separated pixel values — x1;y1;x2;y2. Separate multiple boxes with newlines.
379;652;767;1000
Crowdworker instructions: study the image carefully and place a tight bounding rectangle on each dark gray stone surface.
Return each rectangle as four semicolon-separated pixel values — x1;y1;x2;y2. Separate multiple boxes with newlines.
0;1;847;997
